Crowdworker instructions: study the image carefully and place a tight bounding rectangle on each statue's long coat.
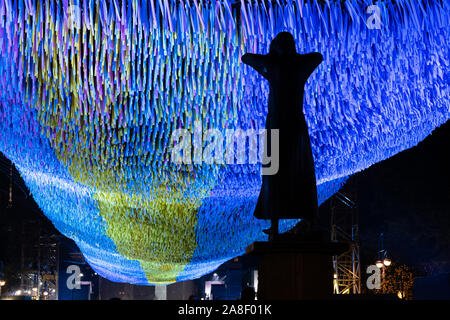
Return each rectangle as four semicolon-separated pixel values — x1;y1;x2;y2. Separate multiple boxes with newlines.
242;49;323;220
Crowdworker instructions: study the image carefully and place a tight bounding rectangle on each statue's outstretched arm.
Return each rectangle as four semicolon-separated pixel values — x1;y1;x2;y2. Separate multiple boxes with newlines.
241;53;270;80
300;52;323;80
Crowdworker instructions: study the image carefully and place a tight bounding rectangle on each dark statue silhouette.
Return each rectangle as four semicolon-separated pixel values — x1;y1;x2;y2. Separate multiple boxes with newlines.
241;32;323;238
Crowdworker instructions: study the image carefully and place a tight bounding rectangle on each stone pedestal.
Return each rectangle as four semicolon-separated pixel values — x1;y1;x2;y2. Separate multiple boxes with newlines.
246;238;349;300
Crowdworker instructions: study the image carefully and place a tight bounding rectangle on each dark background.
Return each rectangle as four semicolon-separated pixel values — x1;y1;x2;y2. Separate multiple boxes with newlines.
355;119;450;274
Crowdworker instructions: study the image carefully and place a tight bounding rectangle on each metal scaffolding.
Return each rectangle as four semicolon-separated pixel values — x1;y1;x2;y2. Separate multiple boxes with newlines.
331;191;361;294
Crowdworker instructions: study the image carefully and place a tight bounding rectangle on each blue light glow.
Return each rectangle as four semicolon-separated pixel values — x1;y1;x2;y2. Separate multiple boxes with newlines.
0;0;448;284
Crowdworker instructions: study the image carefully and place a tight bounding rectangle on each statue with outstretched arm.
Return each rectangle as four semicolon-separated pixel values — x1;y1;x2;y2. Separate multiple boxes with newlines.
241;32;323;240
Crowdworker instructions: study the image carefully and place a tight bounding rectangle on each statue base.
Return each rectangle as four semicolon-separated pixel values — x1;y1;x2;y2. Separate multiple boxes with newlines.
246;236;349;300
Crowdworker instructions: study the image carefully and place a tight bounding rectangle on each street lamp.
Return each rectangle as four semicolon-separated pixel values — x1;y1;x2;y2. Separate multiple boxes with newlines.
376;233;391;266
0;280;5;297
375;233;392;293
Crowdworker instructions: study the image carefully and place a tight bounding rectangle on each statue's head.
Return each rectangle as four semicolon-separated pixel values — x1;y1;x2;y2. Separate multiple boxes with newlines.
269;32;297;56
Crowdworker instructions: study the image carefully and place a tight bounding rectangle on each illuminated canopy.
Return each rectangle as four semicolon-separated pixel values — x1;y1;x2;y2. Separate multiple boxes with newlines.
0;0;448;284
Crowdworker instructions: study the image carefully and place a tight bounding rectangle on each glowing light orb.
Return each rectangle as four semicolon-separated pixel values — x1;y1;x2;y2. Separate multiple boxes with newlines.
0;0;448;284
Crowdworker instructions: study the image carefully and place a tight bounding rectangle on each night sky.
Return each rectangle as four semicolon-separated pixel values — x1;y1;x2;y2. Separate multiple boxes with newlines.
355;119;450;274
